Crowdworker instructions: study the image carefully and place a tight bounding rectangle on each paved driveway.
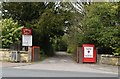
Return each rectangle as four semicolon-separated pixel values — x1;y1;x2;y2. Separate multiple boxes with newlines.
40;51;74;64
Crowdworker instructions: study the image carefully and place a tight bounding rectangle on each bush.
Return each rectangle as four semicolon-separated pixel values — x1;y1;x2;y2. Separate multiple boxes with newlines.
113;47;120;56
40;49;47;61
0;18;23;48
67;45;77;53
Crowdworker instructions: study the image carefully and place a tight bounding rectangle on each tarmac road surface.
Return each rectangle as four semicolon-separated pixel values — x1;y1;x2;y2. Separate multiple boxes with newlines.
1;52;119;77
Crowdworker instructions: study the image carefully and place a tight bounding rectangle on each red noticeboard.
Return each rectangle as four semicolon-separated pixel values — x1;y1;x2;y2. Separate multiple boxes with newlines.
22;28;32;35
82;44;96;63
22;28;32;46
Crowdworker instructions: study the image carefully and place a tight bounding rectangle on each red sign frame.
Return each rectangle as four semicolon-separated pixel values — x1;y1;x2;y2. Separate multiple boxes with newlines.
22;28;32;35
32;46;40;62
82;44;96;63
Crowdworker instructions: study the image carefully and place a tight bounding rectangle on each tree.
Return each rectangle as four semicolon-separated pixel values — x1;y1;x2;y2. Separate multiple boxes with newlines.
62;2;120;55
81;3;120;55
2;2;46;25
32;2;75;56
2;2;74;56
61;2;85;53
0;18;23;48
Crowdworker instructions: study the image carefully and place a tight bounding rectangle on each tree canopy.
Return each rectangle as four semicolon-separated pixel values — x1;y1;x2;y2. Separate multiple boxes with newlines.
1;2;77;56
1;2;120;56
64;2;120;55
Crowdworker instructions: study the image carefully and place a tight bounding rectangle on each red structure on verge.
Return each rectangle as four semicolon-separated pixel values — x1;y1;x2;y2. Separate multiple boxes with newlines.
32;46;40;62
82;44;96;63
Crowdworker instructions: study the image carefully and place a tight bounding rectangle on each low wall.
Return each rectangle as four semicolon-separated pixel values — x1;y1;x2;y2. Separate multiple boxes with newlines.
0;49;10;61
99;54;120;66
20;52;29;62
0;49;29;62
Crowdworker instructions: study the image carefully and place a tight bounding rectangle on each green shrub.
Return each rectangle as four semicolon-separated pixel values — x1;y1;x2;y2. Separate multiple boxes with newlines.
113;47;120;56
67;45;76;53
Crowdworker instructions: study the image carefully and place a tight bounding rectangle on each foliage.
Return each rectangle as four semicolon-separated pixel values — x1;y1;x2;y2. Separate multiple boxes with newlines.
2;2;67;56
32;2;75;56
2;2;46;25
2;2;119;56
81;3;120;55
2;2;78;56
40;49;47;61
63;26;81;53
0;18;23;48
53;37;67;51
63;2;120;55
62;7;84;53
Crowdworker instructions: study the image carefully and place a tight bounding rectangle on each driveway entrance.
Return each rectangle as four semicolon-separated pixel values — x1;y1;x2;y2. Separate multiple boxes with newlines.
41;51;74;64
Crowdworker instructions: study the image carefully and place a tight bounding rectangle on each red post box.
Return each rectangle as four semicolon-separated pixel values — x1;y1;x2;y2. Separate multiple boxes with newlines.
82;44;96;63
